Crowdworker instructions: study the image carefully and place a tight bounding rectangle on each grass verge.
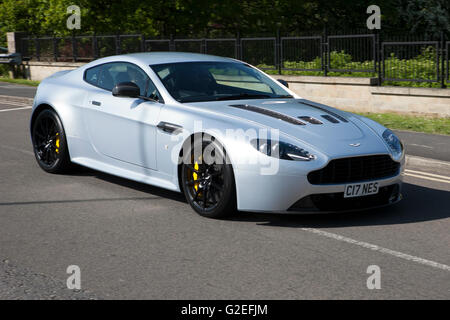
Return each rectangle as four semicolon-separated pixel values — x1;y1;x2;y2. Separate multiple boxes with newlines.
0;78;40;87
356;112;450;136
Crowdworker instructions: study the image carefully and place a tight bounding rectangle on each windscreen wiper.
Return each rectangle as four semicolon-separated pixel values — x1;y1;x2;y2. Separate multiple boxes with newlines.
215;93;272;101
274;94;294;98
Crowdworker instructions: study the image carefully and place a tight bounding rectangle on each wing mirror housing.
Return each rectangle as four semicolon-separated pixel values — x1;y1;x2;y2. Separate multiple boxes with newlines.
277;79;289;88
112;82;140;98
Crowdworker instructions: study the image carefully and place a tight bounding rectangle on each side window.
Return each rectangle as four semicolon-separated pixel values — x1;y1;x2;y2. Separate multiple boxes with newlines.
122;64;148;96
84;66;101;86
97;63;117;91
85;62;162;102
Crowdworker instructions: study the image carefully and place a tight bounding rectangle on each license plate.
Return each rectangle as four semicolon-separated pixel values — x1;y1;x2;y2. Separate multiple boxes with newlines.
344;181;379;198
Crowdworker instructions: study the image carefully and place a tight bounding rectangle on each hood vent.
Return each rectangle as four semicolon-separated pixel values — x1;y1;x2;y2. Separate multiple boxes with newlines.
229;104;306;125
321;114;340;123
298;101;349;123
298;116;323;125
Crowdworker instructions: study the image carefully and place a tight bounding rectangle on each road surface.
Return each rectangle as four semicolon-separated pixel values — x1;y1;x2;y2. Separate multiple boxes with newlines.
0;83;448;299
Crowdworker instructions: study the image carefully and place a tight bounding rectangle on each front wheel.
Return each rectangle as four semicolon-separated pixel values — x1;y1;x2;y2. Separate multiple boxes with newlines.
32;109;71;173
181;138;237;218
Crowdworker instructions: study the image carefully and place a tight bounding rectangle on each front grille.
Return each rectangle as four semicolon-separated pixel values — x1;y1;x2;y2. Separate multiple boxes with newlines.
288;184;400;212
308;155;400;185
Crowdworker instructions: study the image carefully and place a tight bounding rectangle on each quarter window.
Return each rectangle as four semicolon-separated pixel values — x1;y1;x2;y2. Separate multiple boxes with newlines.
84;66;100;86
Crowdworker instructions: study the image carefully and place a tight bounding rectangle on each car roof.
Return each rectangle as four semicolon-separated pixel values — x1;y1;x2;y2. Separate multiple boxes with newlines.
112;52;237;65
77;52;244;76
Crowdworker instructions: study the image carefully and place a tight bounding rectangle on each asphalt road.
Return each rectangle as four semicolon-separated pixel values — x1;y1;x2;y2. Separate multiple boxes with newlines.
0;89;449;299
396;131;450;163
0;81;37;99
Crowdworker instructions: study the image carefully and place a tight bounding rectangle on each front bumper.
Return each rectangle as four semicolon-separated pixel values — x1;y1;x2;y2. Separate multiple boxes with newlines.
234;159;404;213
287;183;401;213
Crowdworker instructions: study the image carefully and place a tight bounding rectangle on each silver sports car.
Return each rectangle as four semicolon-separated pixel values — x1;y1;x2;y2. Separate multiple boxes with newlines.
30;52;404;218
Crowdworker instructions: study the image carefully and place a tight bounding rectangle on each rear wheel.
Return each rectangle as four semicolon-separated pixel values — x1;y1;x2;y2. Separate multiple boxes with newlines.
32;109;71;173
181;138;236;218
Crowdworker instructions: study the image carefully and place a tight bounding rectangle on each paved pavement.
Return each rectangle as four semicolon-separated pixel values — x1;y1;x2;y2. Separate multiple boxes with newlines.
0;84;449;299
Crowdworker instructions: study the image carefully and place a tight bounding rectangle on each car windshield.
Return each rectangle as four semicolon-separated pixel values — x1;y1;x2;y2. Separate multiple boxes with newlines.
150;61;292;103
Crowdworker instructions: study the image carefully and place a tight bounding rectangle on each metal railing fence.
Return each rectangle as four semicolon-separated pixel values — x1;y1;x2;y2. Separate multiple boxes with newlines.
19;30;449;87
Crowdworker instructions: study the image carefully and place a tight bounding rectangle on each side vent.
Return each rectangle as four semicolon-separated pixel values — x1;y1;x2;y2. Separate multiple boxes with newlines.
321;114;340;123
229;104;306;125
298;116;323;125
299;101;349;123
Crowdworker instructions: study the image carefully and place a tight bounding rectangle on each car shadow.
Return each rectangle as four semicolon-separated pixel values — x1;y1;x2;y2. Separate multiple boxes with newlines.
63;166;449;227
66;164;187;203
226;183;450;228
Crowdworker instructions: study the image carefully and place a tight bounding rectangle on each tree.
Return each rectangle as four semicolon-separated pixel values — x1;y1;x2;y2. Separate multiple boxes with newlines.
0;0;449;42
395;0;450;38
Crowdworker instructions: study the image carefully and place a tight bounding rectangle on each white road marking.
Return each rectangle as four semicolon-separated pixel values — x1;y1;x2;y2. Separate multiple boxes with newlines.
0;101;30;107
404;172;450;184
302;228;450;272
409;143;433;149
0;106;32;112
0;94;34;101
405;169;450;181
0;100;32;107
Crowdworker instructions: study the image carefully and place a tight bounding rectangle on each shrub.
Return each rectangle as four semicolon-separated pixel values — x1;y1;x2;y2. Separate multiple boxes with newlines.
0;64;10;77
259;49;448;88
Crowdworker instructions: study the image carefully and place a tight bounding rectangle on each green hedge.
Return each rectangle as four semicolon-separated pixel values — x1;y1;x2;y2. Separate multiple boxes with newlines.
0;64;10;77
260;49;449;88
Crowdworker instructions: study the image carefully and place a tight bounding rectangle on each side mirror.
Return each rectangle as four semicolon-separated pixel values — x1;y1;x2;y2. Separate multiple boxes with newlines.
277;79;289;88
112;82;140;98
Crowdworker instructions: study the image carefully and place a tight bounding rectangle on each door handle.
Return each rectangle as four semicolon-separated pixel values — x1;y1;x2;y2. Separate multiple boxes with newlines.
91;100;101;106
157;122;182;134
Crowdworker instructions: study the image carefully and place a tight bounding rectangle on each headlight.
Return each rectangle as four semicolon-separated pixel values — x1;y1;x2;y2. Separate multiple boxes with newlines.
382;129;403;160
250;139;315;161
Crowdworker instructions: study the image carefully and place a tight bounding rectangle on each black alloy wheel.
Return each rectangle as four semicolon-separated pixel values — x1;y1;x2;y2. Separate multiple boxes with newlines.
32;109;71;173
181;138;236;218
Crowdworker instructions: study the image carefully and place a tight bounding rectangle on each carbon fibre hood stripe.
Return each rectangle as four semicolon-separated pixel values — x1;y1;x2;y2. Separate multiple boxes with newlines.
298;101;349;123
229;104;306;125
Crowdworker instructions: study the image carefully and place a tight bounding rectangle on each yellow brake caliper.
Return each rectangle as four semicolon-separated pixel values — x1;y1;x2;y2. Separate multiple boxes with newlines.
193;161;199;191
55;133;60;154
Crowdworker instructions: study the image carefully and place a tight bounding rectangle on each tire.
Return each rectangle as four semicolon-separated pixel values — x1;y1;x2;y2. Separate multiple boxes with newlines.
31;109;71;174
181;138;237;218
